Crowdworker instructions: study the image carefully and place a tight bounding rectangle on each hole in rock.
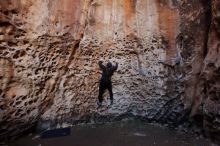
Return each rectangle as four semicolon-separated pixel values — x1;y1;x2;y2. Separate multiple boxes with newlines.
0;22;11;27
13;50;20;59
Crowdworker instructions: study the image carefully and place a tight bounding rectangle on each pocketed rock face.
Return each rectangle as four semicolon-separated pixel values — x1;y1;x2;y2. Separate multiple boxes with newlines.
0;0;219;142
40;0;183;126
0;0;90;140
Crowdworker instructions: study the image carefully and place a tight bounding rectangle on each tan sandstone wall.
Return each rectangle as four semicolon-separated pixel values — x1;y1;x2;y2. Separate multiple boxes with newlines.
0;0;219;141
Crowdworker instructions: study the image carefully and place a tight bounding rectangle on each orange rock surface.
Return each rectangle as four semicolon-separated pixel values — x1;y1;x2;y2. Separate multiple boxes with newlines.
0;0;219;142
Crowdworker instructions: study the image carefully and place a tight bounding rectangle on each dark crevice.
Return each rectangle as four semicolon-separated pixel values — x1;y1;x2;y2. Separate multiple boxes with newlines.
203;0;212;58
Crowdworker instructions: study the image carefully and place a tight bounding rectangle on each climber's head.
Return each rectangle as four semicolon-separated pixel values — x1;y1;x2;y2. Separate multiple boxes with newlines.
107;62;112;68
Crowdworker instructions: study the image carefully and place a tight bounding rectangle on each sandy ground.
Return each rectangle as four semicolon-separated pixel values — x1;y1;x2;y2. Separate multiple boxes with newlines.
8;120;215;146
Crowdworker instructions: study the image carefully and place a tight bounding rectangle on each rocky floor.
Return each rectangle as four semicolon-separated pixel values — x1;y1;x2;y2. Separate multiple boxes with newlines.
7;119;215;146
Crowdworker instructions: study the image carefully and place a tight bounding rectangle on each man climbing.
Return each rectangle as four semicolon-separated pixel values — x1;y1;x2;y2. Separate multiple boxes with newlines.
97;60;118;106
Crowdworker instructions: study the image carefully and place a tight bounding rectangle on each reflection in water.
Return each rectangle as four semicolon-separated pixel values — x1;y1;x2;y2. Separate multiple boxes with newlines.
9;119;214;146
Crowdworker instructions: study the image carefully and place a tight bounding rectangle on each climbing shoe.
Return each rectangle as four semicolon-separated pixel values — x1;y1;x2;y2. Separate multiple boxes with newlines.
97;100;102;107
110;99;113;105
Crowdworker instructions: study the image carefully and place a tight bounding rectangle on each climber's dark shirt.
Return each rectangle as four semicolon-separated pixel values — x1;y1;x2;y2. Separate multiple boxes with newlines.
99;61;118;82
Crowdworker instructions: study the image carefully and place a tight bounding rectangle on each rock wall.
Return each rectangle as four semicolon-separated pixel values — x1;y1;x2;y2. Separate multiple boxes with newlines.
0;0;219;141
202;0;220;141
0;0;91;139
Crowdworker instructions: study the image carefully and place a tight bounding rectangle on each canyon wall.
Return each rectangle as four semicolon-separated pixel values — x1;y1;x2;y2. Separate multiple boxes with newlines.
0;0;219;141
202;0;220;140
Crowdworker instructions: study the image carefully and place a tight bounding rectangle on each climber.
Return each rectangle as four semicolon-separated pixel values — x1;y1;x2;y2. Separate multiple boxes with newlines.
97;60;118;106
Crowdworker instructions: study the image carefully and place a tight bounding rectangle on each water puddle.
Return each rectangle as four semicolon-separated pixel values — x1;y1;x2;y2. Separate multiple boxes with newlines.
8;119;216;146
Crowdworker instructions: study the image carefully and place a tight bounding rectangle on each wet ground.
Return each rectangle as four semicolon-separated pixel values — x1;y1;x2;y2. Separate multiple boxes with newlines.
8;119;215;146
